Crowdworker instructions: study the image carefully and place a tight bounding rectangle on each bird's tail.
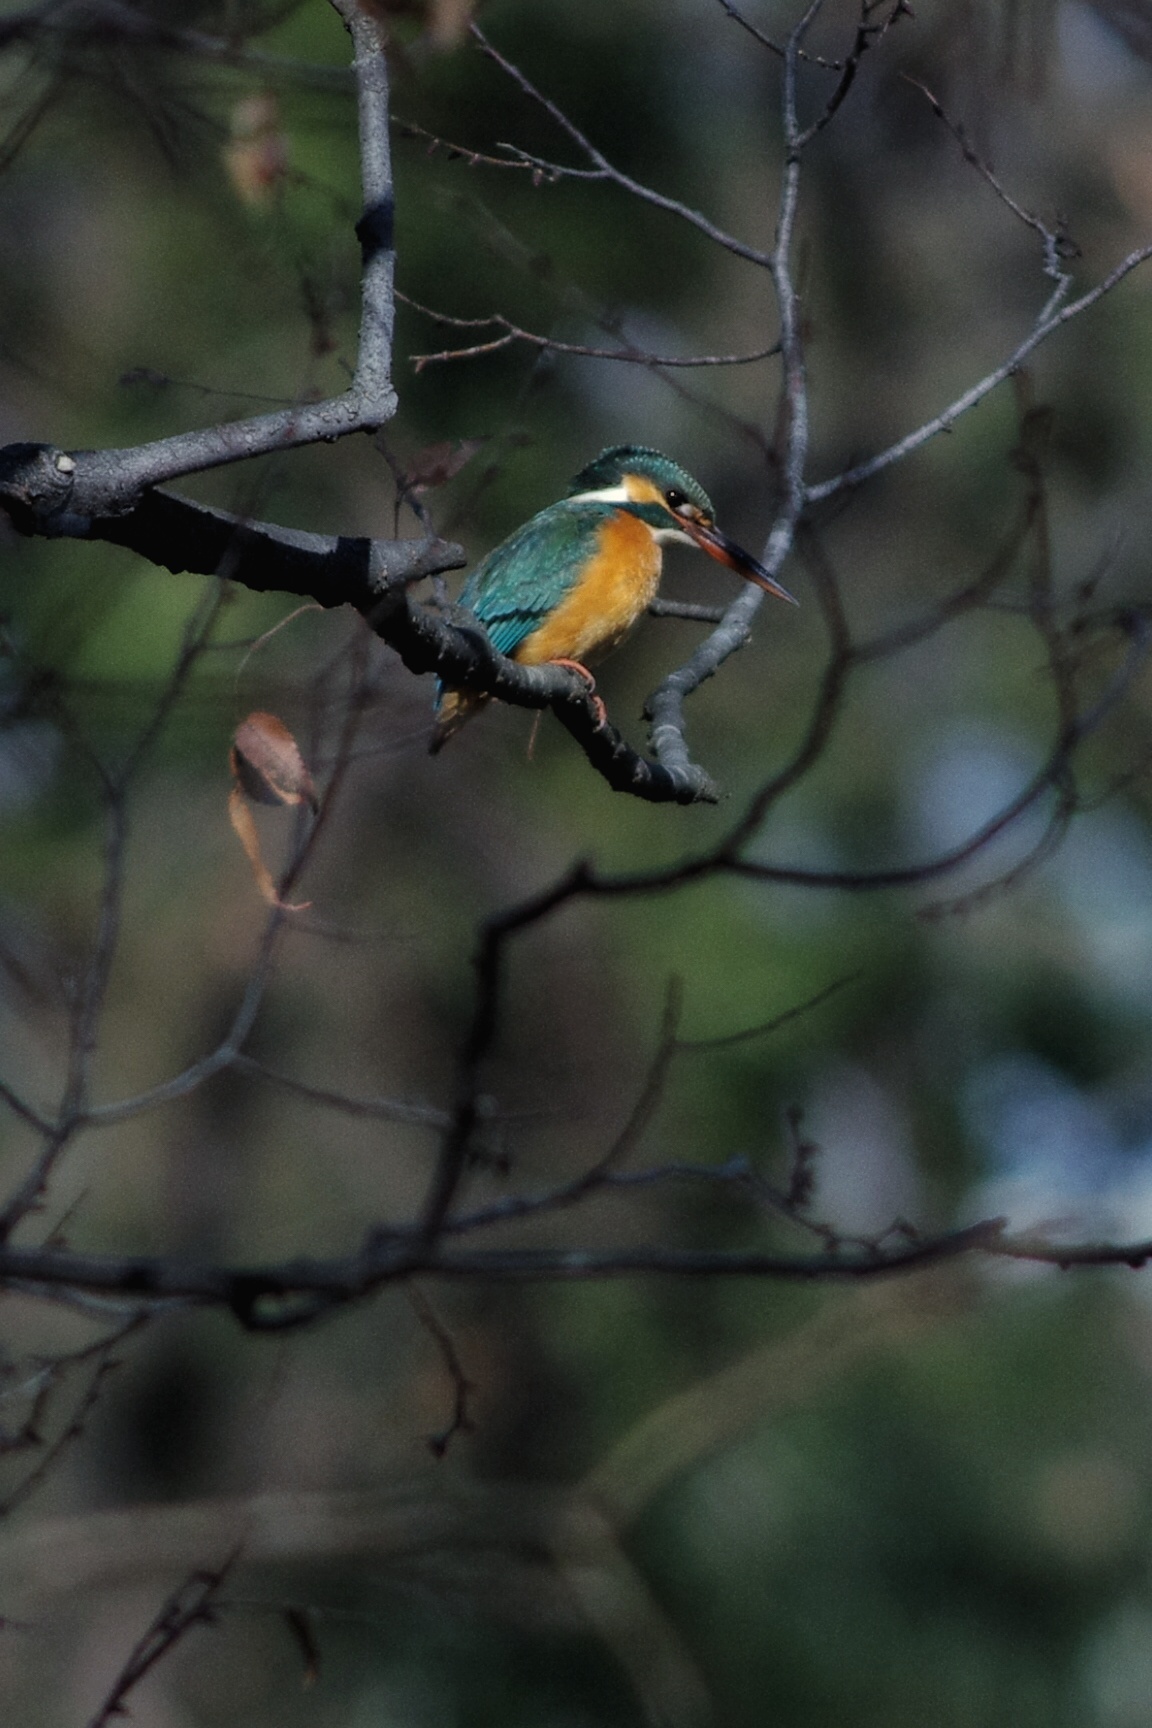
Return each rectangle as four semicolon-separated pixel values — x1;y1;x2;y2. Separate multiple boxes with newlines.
429;686;489;754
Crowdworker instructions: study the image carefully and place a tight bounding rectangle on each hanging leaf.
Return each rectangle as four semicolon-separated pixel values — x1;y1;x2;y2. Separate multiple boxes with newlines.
355;0;474;45
224;92;290;207
399;437;486;495
282;1607;322;1688
229;713;316;910
427;0;475;47
232;712;317;809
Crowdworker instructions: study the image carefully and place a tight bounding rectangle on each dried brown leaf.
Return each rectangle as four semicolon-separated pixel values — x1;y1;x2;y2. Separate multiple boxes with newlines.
227;788;311;912
283;1607;321;1687
228;714;315;911
224;93;289;207
427;0;474;47
399;437;485;494
232;712;317;810
355;0;470;38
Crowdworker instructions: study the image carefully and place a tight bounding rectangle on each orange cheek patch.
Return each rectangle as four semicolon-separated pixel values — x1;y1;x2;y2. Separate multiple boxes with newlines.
516;512;662;666
623;473;667;508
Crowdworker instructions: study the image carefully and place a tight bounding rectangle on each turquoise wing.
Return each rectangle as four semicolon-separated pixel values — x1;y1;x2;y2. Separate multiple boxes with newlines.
460;501;611;658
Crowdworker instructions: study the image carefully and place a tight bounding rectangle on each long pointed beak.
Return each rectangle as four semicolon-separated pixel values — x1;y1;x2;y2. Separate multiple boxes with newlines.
688;520;798;605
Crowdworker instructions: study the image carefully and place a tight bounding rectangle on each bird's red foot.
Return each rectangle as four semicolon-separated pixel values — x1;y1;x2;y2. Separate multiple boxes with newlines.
548;656;596;688
547;659;607;729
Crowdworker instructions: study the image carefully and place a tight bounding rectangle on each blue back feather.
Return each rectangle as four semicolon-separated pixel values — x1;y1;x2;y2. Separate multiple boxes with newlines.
459;501;615;659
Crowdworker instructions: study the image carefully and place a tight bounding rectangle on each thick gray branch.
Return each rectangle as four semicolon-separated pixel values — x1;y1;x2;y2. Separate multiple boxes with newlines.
0;444;717;804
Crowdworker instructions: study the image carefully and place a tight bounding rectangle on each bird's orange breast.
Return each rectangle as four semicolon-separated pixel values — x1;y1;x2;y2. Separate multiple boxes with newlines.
514;511;662;667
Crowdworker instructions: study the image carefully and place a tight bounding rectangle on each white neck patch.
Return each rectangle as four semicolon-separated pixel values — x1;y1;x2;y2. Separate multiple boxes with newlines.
566;483;633;505
566;482;692;546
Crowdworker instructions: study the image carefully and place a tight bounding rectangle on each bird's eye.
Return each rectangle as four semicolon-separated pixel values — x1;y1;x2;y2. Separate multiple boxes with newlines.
665;488;689;514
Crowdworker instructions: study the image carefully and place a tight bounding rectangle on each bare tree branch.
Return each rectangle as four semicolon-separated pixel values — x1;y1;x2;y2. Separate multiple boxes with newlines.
6;1209;1152;1321
0;0;396;517
0;0;355;89
0;1314;147;1518
0;586;228;1243
901;73;1078;280
407;1286;476;1457
0;455;719;804
405;302;780;371
643;2;815;780
807;245;1152;504
470;22;774;268
85;1554;237;1728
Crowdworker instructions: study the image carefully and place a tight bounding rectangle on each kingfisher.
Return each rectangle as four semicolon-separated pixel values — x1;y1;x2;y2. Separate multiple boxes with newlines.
430;444;797;752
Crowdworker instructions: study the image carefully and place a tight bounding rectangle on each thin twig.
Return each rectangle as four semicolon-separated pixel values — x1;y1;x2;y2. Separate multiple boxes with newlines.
798;1;913;147
643;1;815;781
85;1553;238;1728
471;22;773;269
0;1313;147;1517
0;587;227;1242
902;74;1078;281
3;1;398;514
807;244;1152;504
404;300;779;371
407;1286;475;1457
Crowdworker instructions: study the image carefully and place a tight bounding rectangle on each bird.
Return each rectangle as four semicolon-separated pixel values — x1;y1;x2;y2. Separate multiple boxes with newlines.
430;444;797;752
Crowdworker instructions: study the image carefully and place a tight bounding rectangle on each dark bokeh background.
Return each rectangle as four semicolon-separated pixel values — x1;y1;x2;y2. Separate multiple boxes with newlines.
4;1;1152;1723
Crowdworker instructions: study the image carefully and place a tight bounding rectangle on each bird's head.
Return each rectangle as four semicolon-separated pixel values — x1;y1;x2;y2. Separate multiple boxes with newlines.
567;445;797;605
